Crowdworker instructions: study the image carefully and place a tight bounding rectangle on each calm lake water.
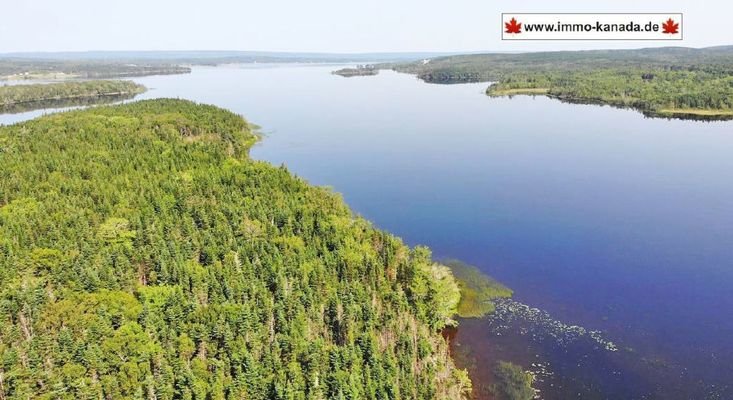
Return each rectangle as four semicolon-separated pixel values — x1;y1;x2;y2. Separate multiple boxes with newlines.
3;65;733;399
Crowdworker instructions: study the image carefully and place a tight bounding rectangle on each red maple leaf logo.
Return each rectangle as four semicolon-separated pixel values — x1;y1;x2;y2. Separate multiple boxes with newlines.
505;17;522;34
662;18;679;34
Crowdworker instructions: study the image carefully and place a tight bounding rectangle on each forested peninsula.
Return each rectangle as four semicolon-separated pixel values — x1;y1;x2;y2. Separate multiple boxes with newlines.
391;46;733;119
0;99;481;399
0;80;146;114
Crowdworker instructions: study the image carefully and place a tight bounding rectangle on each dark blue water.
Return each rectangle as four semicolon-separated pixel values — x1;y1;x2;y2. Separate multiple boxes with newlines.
3;65;733;399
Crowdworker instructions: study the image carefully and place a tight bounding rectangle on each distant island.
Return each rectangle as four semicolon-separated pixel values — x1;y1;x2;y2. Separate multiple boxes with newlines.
0;80;146;114
390;46;733;120
332;65;379;77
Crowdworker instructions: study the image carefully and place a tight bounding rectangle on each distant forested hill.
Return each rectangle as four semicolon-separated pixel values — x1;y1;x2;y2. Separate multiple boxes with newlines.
0;60;191;81
0;99;470;399
392;46;733;82
0;51;457;81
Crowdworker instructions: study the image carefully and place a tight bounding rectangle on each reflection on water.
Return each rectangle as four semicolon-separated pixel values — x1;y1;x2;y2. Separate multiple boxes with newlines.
542;95;733;122
452;302;731;400
0;93;140;115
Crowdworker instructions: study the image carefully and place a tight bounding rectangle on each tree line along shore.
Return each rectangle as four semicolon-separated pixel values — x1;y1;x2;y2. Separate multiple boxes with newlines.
1;80;146;106
389;46;733;119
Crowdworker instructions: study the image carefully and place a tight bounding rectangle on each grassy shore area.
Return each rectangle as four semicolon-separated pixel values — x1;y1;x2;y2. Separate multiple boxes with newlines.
657;108;733;117
487;87;549;96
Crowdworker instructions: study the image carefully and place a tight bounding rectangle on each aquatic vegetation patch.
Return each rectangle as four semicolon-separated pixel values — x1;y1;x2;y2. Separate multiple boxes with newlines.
443;259;513;318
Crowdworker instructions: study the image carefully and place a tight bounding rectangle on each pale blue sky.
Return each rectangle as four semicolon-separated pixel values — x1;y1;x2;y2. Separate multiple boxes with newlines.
0;0;728;53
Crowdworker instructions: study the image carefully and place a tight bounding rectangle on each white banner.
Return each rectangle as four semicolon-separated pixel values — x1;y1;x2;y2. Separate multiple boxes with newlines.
502;13;683;41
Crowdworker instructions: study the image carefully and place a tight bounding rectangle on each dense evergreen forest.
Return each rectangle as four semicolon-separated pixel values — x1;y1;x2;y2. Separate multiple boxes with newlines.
0;99;474;400
391;46;733;118
0;81;146;111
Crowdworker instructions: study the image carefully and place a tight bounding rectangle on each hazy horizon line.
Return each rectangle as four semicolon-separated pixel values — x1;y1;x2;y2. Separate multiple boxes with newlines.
1;44;732;58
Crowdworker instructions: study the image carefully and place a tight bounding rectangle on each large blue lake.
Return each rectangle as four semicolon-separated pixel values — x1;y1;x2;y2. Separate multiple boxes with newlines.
3;65;732;399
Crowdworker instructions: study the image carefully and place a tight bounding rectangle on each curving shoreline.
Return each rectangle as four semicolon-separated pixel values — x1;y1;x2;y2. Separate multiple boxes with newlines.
485;85;733;121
